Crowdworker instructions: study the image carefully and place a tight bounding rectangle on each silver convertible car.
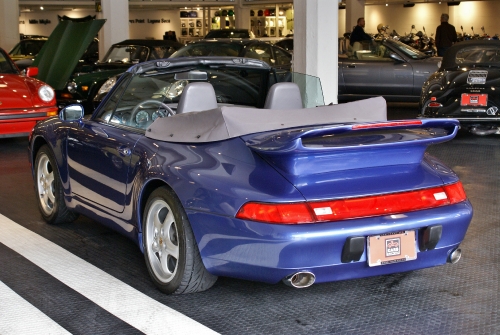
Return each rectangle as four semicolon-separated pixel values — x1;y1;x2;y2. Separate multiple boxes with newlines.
338;39;441;102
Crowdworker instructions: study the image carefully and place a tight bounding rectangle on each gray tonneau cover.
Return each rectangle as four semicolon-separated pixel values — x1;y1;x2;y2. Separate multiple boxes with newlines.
146;97;387;143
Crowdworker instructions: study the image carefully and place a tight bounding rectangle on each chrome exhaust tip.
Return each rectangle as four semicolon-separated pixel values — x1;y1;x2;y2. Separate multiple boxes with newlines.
282;271;316;288
448;248;462;264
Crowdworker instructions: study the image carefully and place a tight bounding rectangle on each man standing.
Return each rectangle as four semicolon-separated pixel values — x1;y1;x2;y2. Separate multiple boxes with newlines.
350;17;372;46
435;13;457;56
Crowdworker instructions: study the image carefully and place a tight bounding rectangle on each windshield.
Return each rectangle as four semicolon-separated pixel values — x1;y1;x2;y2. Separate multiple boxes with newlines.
455;46;500;65
100;45;150;64
95;61;324;130
0;50;19;74
9;40;46;57
170;43;243;58
387;40;427;59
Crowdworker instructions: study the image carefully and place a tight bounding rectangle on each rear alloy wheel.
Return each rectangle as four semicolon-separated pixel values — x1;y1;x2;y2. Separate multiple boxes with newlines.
143;187;217;294
35;145;78;224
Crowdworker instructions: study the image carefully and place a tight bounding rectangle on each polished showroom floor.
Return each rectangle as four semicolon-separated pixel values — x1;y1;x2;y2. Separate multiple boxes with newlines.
0;103;499;334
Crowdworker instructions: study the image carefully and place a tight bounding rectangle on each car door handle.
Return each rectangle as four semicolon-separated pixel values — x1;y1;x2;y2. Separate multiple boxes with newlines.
117;146;131;157
347;65;356;68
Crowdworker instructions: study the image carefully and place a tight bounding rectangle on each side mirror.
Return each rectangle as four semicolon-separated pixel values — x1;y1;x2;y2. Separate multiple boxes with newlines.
25;67;38;77
60;104;84;121
389;52;405;63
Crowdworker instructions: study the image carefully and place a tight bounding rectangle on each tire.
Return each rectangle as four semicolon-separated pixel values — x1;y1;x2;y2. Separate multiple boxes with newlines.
34;145;79;225
142;186;217;294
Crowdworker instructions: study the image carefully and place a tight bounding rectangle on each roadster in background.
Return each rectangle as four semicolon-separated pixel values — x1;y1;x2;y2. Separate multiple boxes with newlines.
29;56;472;294
420;40;500;135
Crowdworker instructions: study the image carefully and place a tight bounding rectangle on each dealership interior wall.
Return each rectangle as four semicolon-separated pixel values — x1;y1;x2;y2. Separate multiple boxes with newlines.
9;1;500;43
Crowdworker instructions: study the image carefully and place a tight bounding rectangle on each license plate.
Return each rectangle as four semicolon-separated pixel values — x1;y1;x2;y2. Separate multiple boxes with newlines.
461;93;487;106
367;231;416;267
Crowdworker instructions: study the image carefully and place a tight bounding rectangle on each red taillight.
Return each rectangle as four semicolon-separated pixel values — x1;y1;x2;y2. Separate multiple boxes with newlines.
443;181;467;204
352;120;422;130
236;202;314;224
428;102;442;108
236;182;467;224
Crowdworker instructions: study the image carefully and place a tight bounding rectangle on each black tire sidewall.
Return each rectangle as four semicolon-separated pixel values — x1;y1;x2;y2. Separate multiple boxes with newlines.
142;187;189;294
35;145;62;224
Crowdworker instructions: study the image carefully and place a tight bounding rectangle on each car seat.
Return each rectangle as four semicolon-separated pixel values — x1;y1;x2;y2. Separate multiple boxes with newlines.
264;82;303;109
176;82;218;114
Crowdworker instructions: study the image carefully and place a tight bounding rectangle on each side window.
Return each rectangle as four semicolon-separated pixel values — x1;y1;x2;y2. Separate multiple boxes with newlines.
245;44;273;65
95;73;132;124
273;47;291;66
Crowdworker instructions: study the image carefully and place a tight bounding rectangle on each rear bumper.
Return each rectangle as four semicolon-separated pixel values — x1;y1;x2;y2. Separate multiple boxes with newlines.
420;99;500;125
0;107;58;138
187;201;473;284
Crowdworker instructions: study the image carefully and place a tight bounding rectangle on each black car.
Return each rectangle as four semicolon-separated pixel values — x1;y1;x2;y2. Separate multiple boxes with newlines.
274;37;294;53
419;40;500;135
204;29;254;39
9;37;48;64
170;39;292;71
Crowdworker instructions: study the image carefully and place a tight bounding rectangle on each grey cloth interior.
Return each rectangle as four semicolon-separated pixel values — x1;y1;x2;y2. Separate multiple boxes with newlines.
146;96;387;143
263;82;303;109
176;82;218;114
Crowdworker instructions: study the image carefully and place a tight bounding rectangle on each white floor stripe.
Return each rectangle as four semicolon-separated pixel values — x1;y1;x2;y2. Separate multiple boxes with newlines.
0;281;72;335
0;214;219;335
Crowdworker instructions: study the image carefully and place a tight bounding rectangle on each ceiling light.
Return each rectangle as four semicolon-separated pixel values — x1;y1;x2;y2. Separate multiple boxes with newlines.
40;6;44;10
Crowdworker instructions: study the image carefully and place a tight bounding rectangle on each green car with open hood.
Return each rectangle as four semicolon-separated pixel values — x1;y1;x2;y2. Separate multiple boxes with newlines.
34;19;182;112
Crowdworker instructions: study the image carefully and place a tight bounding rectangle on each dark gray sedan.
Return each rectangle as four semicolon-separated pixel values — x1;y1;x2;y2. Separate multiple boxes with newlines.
339;39;441;102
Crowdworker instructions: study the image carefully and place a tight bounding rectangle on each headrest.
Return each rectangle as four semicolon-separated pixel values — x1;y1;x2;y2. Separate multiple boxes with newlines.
176;82;218;114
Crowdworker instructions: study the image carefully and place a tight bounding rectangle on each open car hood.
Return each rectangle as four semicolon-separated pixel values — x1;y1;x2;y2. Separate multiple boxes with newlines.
33;19;105;90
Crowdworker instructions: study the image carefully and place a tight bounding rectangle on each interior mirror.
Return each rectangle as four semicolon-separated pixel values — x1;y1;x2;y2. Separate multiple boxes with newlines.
60;104;84;121
174;71;208;81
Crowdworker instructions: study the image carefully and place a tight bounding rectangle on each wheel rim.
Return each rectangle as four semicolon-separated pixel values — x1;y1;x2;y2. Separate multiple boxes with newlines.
37;154;56;216
145;199;179;283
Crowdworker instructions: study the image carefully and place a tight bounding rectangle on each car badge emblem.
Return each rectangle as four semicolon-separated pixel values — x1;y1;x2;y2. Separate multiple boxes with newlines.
467;70;488;85
486;106;498;115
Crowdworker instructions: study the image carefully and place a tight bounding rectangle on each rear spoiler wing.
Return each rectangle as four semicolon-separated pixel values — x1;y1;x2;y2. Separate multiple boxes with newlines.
243;119;459;175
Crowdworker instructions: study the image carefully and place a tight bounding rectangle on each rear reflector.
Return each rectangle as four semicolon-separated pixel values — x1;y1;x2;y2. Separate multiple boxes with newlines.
236;182;467;224
428;102;443;108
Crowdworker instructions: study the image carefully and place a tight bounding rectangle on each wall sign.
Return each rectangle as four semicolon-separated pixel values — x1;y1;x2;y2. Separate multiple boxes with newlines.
129;18;171;24
29;19;52;25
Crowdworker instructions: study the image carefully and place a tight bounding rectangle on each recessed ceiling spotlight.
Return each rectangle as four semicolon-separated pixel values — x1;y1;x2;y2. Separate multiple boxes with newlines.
40;6;44;10
386;3;388;6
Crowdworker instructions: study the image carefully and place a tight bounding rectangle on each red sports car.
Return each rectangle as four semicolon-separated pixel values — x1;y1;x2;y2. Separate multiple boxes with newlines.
0;47;57;138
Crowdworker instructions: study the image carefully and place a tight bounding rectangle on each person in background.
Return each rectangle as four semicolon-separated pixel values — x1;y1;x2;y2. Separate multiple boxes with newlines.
350;17;373;46
435;13;457;56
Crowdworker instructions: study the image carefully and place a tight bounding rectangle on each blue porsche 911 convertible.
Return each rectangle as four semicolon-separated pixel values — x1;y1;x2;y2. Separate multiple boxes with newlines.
29;57;473;294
